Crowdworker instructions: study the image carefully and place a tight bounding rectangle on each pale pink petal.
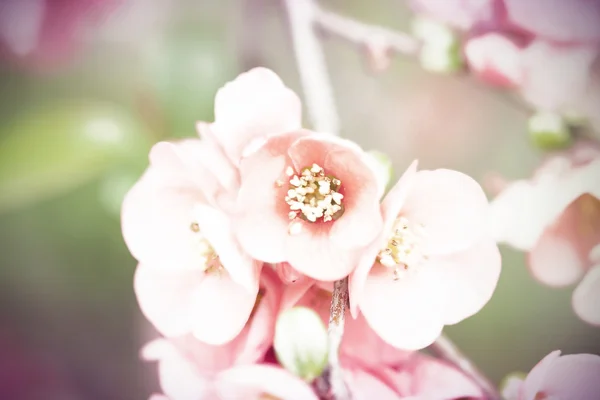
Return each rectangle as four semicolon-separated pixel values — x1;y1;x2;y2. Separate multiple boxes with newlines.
193;203;261;294
501;376;524;400
274;262;306;284
191;271;258;346
360;265;445;350
164;335;241;374
590;244;600;263
572;265;600;326
121;168;207;270
286;222;361;281
520;41;597;112
345;369;401;399
280;278;315;311
212;67;302;164
537;353;600;400
522;350;562;400
235;131;310;263
134;264;202;337
349;161;419;317
504;0;600;43
217;364;318;400
402;169;489;255
288;135;383;249
464;33;525;88
154;344;212;400
434;239;502;325
149;394;170;400
528;228;586;287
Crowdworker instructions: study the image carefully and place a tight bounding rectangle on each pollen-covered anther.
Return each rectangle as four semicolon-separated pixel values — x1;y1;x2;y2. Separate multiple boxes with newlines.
284;163;344;223
190;222;224;274
377;216;427;280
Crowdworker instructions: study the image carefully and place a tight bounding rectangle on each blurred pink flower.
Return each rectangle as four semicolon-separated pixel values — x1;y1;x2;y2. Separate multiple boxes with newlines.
502;351;600;400
235;131;383;281
490;141;600;325
380;352;484;399
122;139;263;344
0;0;118;70
503;0;600;44
349;161;501;350
197;67;303;166
280;280;412;371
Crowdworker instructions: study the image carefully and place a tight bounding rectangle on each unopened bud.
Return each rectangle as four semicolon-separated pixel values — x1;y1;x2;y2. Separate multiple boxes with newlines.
273;307;328;382
412;16;463;74
528;111;572;150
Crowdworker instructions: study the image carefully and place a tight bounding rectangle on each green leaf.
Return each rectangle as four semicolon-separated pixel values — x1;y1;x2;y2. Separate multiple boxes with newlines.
0;101;149;213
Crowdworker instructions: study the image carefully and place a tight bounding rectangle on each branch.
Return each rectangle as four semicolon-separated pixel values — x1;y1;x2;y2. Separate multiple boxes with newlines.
314;6;420;57
430;333;501;400
325;278;350;399
284;0;340;135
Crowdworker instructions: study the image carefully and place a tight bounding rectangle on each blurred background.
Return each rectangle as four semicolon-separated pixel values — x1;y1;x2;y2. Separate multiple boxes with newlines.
0;0;598;399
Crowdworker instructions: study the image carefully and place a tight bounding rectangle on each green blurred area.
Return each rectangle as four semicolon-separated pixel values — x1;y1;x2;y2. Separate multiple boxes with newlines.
0;0;598;399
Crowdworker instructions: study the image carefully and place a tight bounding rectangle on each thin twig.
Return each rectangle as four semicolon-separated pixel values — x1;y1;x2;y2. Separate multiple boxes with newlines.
314;6;420;56
284;0;340;135
326;278;350;400
430;333;501;400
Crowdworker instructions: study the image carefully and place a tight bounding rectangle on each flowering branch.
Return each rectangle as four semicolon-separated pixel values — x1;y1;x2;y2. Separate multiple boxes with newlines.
314;6;420;57
430;334;501;400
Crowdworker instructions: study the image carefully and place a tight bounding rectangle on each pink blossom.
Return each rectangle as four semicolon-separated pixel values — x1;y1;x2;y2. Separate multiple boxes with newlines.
280;279;411;370
503;0;600;44
502;351;600;400
197;67;302;166
235;131;383;281
143;337;318;400
350;161;501;350
0;0;119;70
464;32;525;88
408;0;497;30
490;141;600;325
379;352;484;399
121;139;264;344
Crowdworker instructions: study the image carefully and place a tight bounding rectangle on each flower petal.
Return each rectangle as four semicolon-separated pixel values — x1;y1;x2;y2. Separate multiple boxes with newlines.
191;271;258;346
402;169;490;255
533;353;600;400
134;264;202;337
156;346;212;400
434;239;502;325
522;350;561;400
345;368;402;399
359;265;445;350
212;67;302;164
217;364;318;400
572;265;600;326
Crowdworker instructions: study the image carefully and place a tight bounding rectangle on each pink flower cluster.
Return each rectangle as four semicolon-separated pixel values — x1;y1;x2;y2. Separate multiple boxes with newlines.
490;140;600;326
121;67;501;398
411;0;600;124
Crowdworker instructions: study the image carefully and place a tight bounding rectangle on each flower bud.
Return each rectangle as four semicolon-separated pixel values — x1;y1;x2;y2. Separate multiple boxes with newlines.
411;16;463;74
528;110;572;150
273;306;328;382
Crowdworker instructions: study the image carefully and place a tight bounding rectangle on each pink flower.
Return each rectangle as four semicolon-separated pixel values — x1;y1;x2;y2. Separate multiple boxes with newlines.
350;161;501;350
380;353;484;399
235;131;383;281
121;139;263;344
143;338;318;400
490;141;600;326
502;351;600;400
197;67;302;166
280;279;411;371
0;0;119;71
464;32;525;88
503;0;600;44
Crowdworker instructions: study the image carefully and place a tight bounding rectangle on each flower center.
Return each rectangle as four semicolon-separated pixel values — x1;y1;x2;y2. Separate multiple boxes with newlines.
377;216;427;280
190;222;223;274
285;163;344;223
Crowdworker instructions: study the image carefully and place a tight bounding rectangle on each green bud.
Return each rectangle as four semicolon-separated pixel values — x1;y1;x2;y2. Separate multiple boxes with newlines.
411;16;464;74
273;307;328;382
528;110;572;150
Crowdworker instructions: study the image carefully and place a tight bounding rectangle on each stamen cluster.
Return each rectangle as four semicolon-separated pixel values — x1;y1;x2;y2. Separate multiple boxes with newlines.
190;222;223;274
377;216;427;279
285;163;344;223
